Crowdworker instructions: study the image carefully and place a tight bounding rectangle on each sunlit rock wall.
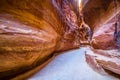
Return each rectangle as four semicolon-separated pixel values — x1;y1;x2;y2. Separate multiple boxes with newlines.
0;0;120;79
0;0;80;79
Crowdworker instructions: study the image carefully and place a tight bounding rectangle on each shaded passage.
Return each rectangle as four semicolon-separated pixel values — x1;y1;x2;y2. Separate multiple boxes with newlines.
28;47;117;80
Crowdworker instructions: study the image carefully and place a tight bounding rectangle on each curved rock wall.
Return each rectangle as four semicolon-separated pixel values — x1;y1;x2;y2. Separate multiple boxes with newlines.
0;0;80;79
0;0;120;79
82;0;120;49
84;0;120;78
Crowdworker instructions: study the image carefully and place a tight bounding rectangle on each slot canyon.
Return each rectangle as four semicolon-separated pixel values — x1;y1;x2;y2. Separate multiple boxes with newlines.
0;0;120;80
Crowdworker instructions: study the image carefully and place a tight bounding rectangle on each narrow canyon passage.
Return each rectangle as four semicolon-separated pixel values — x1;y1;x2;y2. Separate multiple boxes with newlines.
0;0;120;80
28;47;117;80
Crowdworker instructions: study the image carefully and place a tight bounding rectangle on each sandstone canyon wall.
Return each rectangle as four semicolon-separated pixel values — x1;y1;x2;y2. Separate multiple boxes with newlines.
84;0;120;78
0;0;120;79
0;0;81;79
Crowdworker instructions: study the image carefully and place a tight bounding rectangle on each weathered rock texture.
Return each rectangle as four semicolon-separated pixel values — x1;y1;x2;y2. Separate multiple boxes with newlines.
0;0;120;79
84;0;120;78
0;0;81;79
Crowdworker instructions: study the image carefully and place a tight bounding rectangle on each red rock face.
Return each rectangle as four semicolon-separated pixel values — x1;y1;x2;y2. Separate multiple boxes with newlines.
84;0;120;78
86;49;120;78
0;0;81;79
92;17;118;50
53;0;81;51
0;0;120;79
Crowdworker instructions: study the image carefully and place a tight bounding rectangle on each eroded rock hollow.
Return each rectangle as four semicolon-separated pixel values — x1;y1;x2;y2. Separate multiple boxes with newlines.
0;0;120;79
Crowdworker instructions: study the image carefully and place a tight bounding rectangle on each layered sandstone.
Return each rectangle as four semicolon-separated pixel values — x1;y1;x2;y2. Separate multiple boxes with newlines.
0;0;120;79
0;0;80;79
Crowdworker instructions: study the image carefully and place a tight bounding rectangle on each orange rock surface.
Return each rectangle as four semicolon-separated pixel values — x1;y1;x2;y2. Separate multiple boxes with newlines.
0;0;80;79
0;0;120;79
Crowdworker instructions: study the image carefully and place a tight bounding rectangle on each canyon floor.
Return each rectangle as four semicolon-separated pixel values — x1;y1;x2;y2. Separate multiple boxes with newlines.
28;47;118;80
